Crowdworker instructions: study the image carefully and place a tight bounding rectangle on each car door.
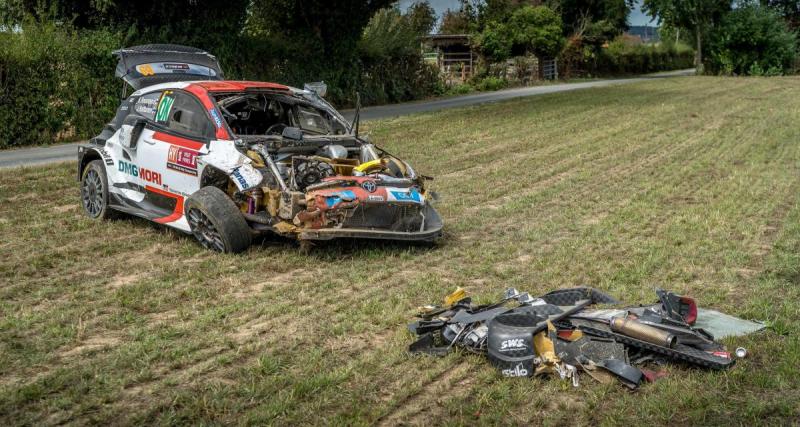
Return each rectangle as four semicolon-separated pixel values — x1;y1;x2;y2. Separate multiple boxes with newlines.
129;90;216;229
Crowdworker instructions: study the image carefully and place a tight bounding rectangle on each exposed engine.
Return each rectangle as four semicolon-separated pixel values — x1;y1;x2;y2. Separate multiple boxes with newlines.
213;90;440;240
292;158;335;191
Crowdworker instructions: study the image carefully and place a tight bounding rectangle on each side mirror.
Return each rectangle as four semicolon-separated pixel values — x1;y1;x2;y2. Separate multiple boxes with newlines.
121;115;147;150
303;81;327;97
281;126;303;141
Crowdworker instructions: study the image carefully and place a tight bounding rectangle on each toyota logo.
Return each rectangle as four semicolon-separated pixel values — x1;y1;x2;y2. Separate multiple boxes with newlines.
361;180;377;193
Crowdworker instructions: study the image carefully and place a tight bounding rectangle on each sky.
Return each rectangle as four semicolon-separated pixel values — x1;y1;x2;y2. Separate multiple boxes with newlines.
397;0;656;27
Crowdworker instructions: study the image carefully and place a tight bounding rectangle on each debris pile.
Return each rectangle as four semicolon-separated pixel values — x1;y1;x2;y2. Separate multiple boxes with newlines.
408;287;764;388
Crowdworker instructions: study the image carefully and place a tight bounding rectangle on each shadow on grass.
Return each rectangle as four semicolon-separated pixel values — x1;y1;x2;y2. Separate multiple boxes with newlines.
253;233;446;260
113;211;450;259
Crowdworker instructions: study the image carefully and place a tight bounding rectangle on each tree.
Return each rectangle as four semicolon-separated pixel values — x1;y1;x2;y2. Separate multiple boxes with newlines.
439;0;480;34
360;3;436;58
477;5;564;62
707;3;797;75
557;0;633;36
247;0;394;65
760;0;800;31
642;0;731;74
509;5;565;59
0;0;250;49
477;20;513;61
406;1;437;35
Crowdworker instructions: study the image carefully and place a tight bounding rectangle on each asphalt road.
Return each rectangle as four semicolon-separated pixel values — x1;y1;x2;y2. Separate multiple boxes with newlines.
0;69;694;168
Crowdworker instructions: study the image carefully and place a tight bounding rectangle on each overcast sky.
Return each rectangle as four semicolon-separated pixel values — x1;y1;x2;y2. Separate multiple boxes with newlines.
397;0;656;27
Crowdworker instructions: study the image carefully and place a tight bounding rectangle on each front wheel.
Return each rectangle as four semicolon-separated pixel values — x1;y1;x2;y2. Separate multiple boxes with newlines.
184;186;252;253
80;159;115;219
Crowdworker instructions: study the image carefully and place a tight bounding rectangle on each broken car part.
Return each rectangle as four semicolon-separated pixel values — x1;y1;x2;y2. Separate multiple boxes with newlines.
408;287;761;388
610;317;677;349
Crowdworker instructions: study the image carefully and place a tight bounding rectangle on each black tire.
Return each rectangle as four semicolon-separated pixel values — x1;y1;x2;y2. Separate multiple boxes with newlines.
184;186;252;253
80;159;115;220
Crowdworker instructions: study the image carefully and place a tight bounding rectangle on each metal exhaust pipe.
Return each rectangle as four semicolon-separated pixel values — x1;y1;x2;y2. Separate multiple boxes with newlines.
610;317;677;348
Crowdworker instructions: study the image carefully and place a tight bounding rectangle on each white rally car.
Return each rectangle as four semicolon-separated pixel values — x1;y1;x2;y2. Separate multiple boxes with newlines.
78;45;442;253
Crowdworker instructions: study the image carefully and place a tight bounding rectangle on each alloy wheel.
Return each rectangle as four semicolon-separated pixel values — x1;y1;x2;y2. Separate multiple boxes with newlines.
186;208;225;252
81;169;104;217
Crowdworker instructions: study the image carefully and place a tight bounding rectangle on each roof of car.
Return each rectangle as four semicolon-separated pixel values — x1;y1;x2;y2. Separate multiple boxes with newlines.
130;80;291;96
192;81;290;92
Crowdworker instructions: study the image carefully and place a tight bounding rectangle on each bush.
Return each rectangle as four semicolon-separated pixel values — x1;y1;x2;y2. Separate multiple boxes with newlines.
593;37;694;76
707;4;797;76
0;23;122;148
447;83;474;95
475;76;508;91
0;12;445;148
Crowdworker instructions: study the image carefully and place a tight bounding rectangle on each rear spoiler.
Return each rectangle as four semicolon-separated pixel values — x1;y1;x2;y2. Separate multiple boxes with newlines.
113;44;224;91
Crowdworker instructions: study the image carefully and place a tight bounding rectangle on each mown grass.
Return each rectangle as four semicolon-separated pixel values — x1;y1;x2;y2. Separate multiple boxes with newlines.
1;76;799;425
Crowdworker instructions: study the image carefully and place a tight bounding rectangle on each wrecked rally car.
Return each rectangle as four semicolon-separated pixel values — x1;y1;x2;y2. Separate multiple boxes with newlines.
77;45;442;252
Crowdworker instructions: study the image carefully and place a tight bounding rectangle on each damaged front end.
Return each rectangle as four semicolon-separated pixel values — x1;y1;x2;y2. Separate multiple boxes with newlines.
295;174;443;241
206;87;443;244
220;133;442;243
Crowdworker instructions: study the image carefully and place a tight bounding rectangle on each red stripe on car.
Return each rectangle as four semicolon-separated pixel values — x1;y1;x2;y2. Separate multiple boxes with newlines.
146;185;185;224
185;85;231;140
152;131;205;150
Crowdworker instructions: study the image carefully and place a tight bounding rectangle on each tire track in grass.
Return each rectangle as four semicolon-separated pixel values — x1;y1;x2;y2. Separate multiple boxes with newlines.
375;362;476;426
463;81;757;243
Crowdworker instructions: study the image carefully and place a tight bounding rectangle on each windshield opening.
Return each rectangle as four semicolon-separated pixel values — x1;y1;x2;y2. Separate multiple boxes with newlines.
213;92;348;137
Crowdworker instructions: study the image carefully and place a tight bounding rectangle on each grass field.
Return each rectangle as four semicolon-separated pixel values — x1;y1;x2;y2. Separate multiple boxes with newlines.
2;76;800;425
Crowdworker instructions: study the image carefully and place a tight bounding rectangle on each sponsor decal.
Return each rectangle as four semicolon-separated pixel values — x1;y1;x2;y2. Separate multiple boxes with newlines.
164;63;189;70
99;148;114;166
500;339;526;351
136;64;155;76
134;95;159;117
155;92;174;123
230;165;263;191
135;63;217;77
209;108;223;129
361;180;377;193
167;146;199;176
232;169;248;188
325;190;356;208
118;160;162;185
501;363;529;377
367;195;384;202
388;188;422;203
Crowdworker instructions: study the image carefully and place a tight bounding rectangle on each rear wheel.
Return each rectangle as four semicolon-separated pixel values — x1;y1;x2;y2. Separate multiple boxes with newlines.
80;159;115;219
185;186;252;253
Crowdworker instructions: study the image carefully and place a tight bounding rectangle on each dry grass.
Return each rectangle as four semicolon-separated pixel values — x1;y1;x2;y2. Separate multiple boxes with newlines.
1;76;800;425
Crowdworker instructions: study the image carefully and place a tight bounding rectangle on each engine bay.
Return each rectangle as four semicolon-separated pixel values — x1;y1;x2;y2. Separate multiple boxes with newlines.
212;91;434;236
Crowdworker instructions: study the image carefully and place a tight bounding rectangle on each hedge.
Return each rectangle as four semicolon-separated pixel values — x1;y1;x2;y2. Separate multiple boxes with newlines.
560;38;695;78
0;23;442;149
0;24;122;148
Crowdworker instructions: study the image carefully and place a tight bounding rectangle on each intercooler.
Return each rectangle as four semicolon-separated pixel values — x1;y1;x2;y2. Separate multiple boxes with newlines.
343;203;424;231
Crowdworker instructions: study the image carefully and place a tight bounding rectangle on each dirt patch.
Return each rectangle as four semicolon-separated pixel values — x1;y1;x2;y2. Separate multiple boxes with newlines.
230;269;315;299
735;268;758;279
108;273;144;289
6;193;37;202
148;309;179;323
582;212;608;225
228;313;311;345
53;204;76;213
323;328;396;355
60;335;121;358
